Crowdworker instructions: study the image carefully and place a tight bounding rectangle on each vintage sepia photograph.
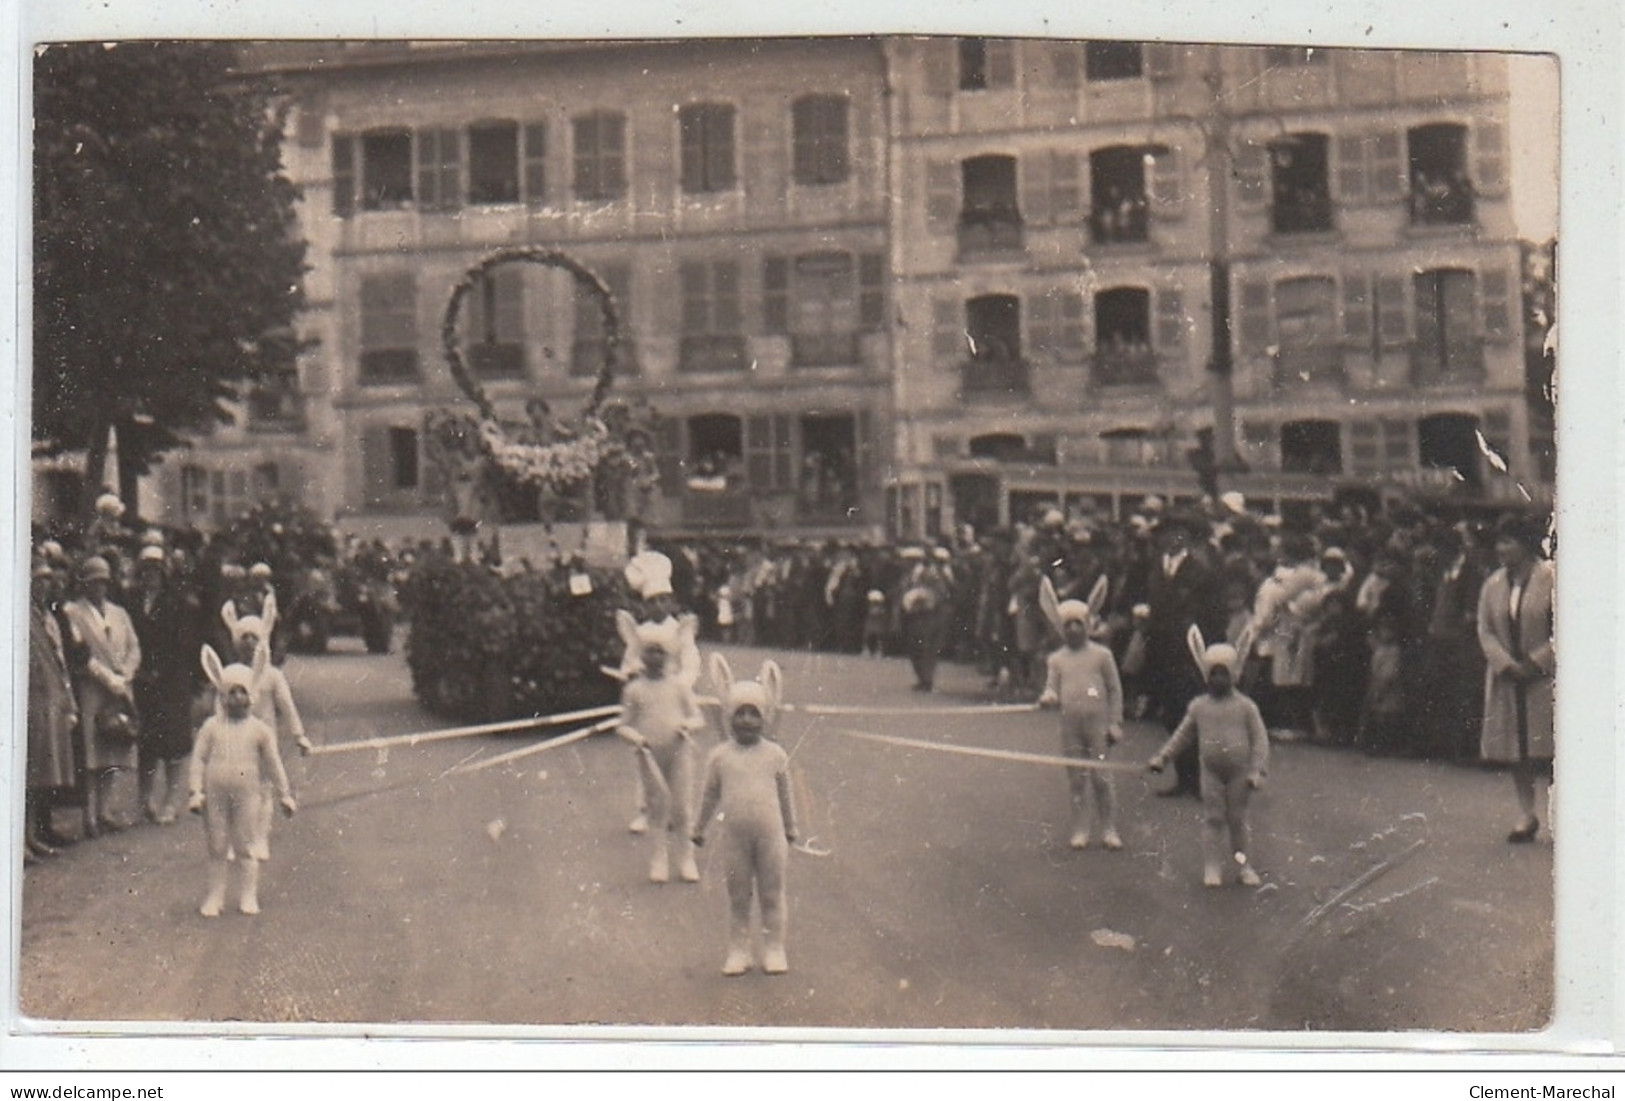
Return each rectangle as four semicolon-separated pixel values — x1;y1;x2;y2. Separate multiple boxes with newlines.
10;0;1606;1070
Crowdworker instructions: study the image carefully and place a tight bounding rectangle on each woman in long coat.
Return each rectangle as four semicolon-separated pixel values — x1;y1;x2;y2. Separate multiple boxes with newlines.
1249;532;1332;739
1476;515;1555;844
61;555;143;836
27;560;78;859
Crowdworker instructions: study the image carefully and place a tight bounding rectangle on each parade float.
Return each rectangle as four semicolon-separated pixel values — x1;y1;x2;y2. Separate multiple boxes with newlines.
408;248;663;722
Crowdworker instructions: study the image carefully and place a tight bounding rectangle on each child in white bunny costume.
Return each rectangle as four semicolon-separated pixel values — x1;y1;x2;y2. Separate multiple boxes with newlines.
1147;625;1268;888
614;610;704;884
692;654;798;975
221;596;311;860
188;642;296;916
1036;575;1125;851
618;550;702;836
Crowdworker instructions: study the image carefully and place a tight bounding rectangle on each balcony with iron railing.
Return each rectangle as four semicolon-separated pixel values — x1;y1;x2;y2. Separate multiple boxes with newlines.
956;210;1025;260
1090;347;1161;390
958;356;1031;401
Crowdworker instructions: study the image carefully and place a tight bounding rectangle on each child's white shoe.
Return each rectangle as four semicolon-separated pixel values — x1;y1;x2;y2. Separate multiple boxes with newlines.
200;894;224;918
1101;829;1123;851
239;860;261;914
762;946;789;975
722;949;751;976
678;853;700;883
628;812;649;835
1238;864;1262;888
648;848;670;884
1068;830;1089;851
1202;864;1223;888
200;862;228;917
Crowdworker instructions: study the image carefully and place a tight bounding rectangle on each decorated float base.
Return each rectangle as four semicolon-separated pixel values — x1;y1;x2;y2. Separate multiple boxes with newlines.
495;521;629;573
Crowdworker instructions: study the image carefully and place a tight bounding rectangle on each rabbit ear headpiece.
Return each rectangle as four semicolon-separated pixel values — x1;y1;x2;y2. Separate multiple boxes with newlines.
1040;574;1110;633
1187;623;1253;677
614;609;694;675
222;593;277;644
707;653;784;732
201;641;267;701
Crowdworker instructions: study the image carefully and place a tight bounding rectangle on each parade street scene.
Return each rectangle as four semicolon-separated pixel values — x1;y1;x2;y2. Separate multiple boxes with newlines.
20;36;1560;1041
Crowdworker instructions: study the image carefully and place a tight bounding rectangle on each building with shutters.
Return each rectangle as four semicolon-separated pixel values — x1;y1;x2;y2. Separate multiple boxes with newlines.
145;38;895;541
143;38;1544;541
883;38;1538;538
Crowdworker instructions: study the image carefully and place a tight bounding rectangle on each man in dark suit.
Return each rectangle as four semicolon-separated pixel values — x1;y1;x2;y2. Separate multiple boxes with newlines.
1143;510;1226;797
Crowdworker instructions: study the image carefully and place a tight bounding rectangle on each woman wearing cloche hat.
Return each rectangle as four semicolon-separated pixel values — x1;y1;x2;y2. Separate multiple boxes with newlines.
61;555;144;836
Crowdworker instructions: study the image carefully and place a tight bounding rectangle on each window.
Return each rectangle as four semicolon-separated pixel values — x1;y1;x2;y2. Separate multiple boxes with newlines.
1408;123;1474;225
679;103;736;194
573;111;627;201
744;414;793;491
1418;413;1483;487
1280;420;1343;475
571;265;634;377
962;294;1026;396
1413;268;1483;383
1085;42;1143;81
1272;276;1342;386
799;413;859;515
464;267;525;378
1270;133;1333;234
679;260;746;372
246;366;304;430
958;38;1014;90
1089;147;1149;244
467;121;520;205
359;273;419;383
390;427;419;491
362;426;423;508
792;95;850;185
764;251;884;366
360;130;412;209
959;155;1022;254
1093;287;1155;386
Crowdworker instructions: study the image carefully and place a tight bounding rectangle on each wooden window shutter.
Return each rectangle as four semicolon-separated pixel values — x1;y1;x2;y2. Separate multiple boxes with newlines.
1021;151;1053;226
1234;141;1269;208
415;128;461;211
763;256;790;334
1150;147;1184;218
332;134;356;217
1474;122;1507;196
1146;43;1181;81
1341;271;1373;346
1051;44;1081;88
773;414;794;488
926;160;960;232
1375;274;1409;345
680;262;710;334
713;260;742;332
1380;418;1413;469
1027;292;1057;360
1370;131;1405;202
1051;152;1082;222
856;408;874;484
655;417;683;493
859;253;886;332
1060;291;1087;361
1335;133;1368;204
922;40;956;96
361;426;390;507
1155;287;1186;351
746;415;773;490
601;113;627;198
1239;278;1272;354
1348;419;1380;475
523;123;547;205
1481;267;1513;342
986;40;1016;88
932;297;963;360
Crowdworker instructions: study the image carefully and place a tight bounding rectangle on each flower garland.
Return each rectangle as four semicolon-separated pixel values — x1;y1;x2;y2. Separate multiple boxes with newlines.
477;416;607;489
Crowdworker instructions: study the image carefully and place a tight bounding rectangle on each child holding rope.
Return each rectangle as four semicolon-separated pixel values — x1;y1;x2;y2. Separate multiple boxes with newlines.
613;611;704;884
693;655;798;975
188;642;295;916
1147;625;1268;888
1036;576;1124;851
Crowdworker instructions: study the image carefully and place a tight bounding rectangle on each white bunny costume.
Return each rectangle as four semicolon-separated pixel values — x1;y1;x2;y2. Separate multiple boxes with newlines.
1147;624;1269;888
1035;575;1124;851
188;642;295;916
221;595;309;860
693;655;798;975
614;610;704;883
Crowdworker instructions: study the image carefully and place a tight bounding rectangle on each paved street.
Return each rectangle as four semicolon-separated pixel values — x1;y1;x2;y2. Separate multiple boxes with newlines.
18;635;1553;1034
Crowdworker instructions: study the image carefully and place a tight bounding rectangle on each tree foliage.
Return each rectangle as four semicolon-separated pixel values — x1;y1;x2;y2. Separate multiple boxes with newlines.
33;41;309;512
